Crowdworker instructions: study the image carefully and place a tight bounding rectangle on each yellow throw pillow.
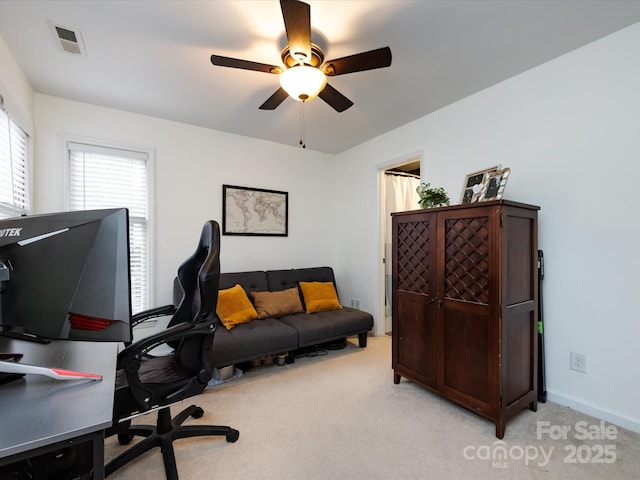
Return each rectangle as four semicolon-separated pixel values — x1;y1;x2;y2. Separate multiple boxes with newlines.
250;288;304;319
216;284;258;330
299;281;343;314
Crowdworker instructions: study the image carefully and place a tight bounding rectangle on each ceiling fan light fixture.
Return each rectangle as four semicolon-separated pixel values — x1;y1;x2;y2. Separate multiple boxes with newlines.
279;65;327;102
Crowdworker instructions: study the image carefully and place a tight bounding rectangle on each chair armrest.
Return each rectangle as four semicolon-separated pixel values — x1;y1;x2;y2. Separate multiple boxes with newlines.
117;320;217;410
118;320;212;368
131;304;177;328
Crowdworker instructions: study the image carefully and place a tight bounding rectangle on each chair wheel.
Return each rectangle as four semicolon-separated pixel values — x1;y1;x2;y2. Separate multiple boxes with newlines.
191;406;204;418
118;433;134;445
226;429;240;443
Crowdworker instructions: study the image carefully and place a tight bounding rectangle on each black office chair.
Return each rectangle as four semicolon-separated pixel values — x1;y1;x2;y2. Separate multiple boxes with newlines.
105;220;239;479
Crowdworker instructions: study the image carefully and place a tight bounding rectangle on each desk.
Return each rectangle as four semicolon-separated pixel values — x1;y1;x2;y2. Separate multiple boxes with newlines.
0;337;117;479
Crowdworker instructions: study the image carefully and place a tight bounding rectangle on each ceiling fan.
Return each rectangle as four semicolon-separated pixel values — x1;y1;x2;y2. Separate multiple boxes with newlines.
210;0;392;113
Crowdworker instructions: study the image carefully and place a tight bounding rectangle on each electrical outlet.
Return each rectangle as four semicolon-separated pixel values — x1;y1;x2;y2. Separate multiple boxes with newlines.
350;298;361;310
570;352;587;373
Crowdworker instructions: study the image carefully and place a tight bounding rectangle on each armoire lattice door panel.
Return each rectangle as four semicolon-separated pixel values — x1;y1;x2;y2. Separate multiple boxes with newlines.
443;216;490;304
396;220;431;295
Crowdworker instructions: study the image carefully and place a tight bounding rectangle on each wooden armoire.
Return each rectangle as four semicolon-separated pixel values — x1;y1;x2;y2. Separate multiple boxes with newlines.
391;200;539;438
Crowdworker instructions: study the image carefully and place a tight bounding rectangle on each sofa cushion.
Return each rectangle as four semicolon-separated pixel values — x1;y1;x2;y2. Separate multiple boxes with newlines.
220;270;269;293
266;267;336;292
250;287;303;319
279;307;373;348
212;318;299;367
216;284;258;330
299;281;343;314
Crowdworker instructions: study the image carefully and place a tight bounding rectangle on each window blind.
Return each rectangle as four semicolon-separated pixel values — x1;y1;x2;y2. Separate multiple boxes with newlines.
67;142;150;313
0;108;30;218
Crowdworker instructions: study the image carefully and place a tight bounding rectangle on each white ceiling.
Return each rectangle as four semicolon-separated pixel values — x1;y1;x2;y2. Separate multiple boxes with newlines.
1;1;640;154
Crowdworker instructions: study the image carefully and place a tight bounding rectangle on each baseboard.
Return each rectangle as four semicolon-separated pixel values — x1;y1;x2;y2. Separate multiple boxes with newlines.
547;388;640;434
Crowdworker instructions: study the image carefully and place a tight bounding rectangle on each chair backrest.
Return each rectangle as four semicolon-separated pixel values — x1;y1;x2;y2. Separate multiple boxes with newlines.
170;220;221;328
169;221;220;373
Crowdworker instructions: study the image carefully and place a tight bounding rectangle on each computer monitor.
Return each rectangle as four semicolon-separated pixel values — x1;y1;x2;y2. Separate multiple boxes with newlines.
0;208;132;382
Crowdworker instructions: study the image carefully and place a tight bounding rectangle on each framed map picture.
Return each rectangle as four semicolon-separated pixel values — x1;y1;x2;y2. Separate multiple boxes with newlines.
222;184;288;236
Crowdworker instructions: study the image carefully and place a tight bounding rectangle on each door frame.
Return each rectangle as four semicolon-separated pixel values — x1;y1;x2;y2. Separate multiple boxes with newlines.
375;150;423;337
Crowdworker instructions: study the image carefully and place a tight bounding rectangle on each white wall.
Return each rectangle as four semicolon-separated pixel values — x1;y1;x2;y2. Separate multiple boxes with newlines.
34;94;337;305
0;35;33;133
335;23;640;432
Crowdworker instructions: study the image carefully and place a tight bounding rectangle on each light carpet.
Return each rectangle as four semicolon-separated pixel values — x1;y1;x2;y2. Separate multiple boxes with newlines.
105;336;640;479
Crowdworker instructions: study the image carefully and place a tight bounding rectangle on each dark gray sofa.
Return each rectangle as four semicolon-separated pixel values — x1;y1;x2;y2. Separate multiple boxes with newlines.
176;267;374;368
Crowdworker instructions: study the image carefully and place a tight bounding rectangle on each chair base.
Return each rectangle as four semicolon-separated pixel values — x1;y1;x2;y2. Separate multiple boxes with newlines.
105;404;239;480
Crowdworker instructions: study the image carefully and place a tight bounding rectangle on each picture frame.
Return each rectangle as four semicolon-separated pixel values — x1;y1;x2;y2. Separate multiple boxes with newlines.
222;184;288;236
479;167;511;201
461;165;501;203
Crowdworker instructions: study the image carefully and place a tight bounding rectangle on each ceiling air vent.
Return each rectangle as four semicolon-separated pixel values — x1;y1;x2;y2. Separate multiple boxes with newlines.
49;21;86;56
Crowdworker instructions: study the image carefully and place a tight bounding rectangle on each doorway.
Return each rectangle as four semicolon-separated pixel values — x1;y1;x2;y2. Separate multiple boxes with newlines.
381;160;421;336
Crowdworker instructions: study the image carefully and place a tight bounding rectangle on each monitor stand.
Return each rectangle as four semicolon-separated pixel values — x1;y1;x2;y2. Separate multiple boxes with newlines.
0;358;102;383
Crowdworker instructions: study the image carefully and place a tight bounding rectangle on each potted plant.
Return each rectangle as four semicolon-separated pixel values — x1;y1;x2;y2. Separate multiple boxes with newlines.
416;183;450;209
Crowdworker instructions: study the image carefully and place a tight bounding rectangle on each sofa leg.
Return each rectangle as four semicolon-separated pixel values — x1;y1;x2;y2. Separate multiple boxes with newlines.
286;351;295;364
358;333;368;348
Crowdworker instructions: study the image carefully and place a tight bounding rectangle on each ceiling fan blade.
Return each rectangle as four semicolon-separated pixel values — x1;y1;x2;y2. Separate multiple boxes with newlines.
322;47;392;76
211;54;282;74
259;88;289;110
318;83;353;113
280;0;311;63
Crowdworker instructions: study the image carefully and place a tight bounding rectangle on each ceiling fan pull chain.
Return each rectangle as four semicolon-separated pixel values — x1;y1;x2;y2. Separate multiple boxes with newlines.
299;101;306;149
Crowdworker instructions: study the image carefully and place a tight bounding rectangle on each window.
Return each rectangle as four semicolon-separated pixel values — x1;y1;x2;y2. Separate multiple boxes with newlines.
66;141;152;313
0;108;30;219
